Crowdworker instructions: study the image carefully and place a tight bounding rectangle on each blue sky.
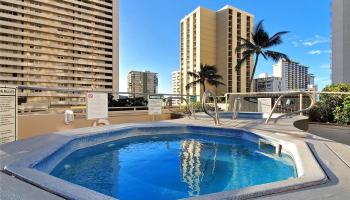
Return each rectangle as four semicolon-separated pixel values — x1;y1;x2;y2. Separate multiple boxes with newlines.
119;0;332;92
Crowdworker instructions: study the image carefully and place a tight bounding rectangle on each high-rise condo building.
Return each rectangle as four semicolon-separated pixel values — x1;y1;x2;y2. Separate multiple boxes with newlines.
332;0;350;84
273;59;309;91
128;71;158;97
172;70;181;105
0;0;119;104
180;5;254;97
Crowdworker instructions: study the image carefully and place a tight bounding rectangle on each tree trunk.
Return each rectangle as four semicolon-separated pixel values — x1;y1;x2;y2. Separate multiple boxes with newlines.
248;53;260;92
200;80;206;101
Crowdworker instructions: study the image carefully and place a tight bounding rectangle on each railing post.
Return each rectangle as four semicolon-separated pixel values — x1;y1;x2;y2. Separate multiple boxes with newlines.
299;93;303;116
225;93;228;112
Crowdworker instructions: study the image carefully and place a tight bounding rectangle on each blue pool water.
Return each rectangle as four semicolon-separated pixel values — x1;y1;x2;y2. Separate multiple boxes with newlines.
50;133;296;200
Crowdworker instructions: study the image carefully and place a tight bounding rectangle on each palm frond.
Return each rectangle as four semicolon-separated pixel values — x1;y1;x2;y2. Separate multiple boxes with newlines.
253;20;270;46
236;37;256;52
260;51;268;60
254;20;264;35
264;31;289;48
201;64;218;73
187;71;199;79
264;50;290;62
236;42;255;53
207;79;225;87
208;74;223;80
186;79;201;90
235;51;252;71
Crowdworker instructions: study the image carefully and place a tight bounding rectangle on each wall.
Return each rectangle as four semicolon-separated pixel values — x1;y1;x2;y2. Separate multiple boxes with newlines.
18;111;172;140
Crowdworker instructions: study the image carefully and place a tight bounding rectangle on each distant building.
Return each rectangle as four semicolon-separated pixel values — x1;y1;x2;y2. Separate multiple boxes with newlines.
172;70;181;105
180;5;254;97
273;59;309;91
254;73;284;92
128;71;158;97
0;0;119;105
332;0;350;84
307;74;315;86
258;73;269;78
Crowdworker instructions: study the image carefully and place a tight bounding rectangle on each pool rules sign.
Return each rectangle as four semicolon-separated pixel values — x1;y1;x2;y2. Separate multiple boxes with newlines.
0;87;17;144
148;95;162;115
86;93;108;120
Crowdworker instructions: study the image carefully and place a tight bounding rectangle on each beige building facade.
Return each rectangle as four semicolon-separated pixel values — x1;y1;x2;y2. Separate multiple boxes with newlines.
172;70;181;105
180;5;254;97
0;0;119;105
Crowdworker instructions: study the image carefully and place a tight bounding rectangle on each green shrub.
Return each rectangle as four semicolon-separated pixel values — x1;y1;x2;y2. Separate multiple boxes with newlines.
310;83;350;124
334;96;350;125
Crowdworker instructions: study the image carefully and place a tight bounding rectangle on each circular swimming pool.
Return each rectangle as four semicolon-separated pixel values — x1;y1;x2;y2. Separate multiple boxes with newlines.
49;133;296;200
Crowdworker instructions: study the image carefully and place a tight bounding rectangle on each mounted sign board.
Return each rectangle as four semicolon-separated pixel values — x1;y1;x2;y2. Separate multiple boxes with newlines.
0;87;17;144
86;92;108;120
148;95;163;115
258;98;272;113
190;96;197;103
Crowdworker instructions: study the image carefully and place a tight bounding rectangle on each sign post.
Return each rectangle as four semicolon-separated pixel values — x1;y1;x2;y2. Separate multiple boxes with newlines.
86;92;108;120
148;95;162;121
0;87;17;144
258;98;272;114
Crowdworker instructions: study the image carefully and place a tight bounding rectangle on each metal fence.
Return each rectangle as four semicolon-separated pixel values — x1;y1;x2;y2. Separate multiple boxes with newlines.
15;86;201;115
14;86;350;118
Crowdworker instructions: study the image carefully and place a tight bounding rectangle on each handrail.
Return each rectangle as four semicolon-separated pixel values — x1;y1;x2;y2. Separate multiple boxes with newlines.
163;97;196;119
232;97;241;120
265;92;316;124
202;90;221;126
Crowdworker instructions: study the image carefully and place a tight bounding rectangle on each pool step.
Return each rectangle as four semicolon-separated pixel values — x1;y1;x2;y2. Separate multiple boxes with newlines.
258;138;282;157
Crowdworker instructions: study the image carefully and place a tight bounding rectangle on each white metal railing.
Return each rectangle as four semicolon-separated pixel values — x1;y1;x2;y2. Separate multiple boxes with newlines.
15;86;202;116
202;90;221;126
225;91;350;123
265;91;315;124
163;96;196;119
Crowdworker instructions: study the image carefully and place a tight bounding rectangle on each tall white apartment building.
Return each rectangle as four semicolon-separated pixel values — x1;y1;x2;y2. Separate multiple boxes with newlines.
0;0;119;104
332;0;350;84
128;71;158;97
273;59;309;91
172;70;181;105
180;5;254;97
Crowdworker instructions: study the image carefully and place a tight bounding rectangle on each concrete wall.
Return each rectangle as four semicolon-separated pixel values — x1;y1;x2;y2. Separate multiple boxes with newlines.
332;0;350;84
18;111;172;140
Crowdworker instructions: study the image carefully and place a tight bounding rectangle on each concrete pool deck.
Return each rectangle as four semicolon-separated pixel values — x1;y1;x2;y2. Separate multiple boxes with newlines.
1;116;350;200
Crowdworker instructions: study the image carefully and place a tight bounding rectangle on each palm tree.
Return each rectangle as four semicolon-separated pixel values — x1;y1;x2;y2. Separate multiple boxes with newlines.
186;64;225;95
236;20;290;91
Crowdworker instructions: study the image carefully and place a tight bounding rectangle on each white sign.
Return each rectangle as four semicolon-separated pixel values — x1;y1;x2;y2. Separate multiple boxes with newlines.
258;98;272;113
86;93;108;120
0;87;17;144
148;95;162;115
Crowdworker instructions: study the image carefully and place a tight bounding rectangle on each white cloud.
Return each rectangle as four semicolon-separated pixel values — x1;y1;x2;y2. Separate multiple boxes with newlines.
301;35;329;46
315;77;331;84
306;49;332;55
307;50;322;55
291;41;299;47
